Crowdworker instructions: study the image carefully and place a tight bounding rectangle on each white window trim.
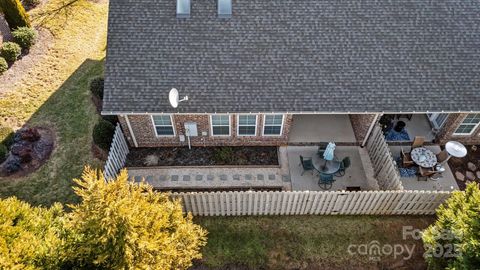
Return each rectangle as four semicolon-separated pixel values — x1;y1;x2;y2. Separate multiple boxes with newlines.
151;114;176;137
262;114;284;136
453;114;480;136
210;114;231;137
237;114;258;136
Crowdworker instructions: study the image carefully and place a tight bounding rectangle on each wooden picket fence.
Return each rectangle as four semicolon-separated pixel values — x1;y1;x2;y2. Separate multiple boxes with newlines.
104;124;129;180
366;125;403;190
171;190;450;216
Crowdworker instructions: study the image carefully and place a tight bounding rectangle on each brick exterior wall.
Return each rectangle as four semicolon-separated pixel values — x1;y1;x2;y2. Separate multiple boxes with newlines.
436;113;480;145
349;114;377;144
118;114;293;147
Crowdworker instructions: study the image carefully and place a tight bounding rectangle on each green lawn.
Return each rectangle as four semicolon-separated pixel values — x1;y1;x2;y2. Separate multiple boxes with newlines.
196;215;434;269
0;0;108;206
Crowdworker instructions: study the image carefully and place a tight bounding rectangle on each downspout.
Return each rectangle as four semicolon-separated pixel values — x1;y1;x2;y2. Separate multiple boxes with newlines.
124;115;138;147
361;113;381;147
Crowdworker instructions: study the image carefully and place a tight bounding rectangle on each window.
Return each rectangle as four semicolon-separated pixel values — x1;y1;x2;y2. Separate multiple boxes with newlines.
211;115;230;136
237;115;257;136
454;114;480;135
152;115;175;136
263;114;283;136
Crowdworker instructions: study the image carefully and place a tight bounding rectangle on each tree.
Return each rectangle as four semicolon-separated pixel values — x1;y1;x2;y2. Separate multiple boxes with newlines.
61;167;207;269
422;182;480;269
0;0;31;29
0;197;64;269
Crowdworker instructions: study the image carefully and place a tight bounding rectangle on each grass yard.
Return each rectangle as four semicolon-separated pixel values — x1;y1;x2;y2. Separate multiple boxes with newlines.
0;0;108;205
195;215;434;269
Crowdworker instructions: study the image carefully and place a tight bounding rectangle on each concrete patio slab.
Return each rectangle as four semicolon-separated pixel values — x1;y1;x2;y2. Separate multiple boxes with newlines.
288;114;356;143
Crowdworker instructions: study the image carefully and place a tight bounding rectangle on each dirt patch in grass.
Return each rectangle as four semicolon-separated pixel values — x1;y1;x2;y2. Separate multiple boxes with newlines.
0;28;54;96
126;147;279;167
193;215;435;270
448;144;480;190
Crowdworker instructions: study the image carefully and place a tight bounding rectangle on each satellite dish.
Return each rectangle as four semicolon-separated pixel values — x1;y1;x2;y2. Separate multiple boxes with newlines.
169;88;188;108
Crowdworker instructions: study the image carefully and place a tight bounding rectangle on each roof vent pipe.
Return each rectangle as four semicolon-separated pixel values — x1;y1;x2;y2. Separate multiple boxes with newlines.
177;0;190;18
218;0;232;18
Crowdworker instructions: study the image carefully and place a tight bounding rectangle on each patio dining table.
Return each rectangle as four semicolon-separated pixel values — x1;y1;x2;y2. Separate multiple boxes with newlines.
411;147;437;168
312;154;341;174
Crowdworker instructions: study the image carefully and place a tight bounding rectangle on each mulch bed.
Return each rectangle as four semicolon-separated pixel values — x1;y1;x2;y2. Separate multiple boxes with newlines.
448;145;480;190
125;146;279;167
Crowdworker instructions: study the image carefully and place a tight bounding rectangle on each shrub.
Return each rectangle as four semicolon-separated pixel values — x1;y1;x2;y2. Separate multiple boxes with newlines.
213;147;234;164
0;144;7;162
92;119;115;150
0;42;22;63
0;126;15;147
102;115;118;125
0;0;31;29
12;27;37;49
0;57;7;74
90;77;104;99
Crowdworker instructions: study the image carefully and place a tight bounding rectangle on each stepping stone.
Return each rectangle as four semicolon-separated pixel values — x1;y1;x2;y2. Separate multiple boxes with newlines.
207;175;214;181
467;162;478;172
183;175;191;181
455;171;465;181
245;174;252;180
220;174;228;181
133;176;142;182
196;175;203;181
233;174;240;180
466;171;475;181
268;174;276;181
146;175;154;182
171;175;179;181
476;171;480;179
282;175;291;182
257;174;264;180
159;175;167;181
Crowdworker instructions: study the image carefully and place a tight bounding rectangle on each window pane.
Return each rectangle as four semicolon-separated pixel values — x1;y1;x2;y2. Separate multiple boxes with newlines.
238;126;255;135
212;115;229;125
213;126;229;135
239;115;256;125
264;126;281;135
463;114;480;124
153;115;171;125
156;126;174;135
264;115;283;125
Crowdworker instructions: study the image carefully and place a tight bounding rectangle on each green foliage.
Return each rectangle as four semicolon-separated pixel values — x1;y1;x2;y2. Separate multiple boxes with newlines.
422;183;480;269
92;119;114;150
0;197;64;269
102;114;118;125
0;126;14;147
213;147;234;164
0;0;31;29
0;144;7;161
61;167;207;269
12;26;37;49
0;42;21;63
89;77;104;99
0;57;7;74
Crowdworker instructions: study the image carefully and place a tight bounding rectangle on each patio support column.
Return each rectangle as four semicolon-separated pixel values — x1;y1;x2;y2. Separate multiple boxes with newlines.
361;113;381;147
123;115;138;147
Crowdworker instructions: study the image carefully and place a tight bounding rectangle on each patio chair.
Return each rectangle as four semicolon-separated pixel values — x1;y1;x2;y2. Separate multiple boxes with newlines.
317;142;329;157
335;157;351;176
411;136;425;149
417;166;436;181
401;147;415;167
299;155;315;176
436;150;449;164
318;172;335;190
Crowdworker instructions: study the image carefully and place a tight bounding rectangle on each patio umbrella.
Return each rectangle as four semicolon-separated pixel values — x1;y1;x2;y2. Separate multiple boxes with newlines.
445;141;467;158
323;142;336;161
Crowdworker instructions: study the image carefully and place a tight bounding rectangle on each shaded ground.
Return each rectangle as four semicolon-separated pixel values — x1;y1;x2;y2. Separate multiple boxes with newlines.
448;144;480;190
126;147;279;167
193;216;435;270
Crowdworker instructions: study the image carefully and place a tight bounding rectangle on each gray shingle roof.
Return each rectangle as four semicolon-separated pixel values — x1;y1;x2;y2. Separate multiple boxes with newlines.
103;0;480;114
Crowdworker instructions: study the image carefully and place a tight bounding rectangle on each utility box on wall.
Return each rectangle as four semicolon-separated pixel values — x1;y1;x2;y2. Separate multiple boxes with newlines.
184;122;198;136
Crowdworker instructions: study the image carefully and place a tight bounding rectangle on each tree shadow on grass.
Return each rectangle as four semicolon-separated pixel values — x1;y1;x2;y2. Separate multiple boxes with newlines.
0;58;105;206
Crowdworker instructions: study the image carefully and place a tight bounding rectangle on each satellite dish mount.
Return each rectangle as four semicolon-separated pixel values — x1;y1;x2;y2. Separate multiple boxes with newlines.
169;88;188;108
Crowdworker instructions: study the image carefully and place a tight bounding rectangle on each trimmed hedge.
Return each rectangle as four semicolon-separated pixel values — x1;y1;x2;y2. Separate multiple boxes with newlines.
12;27;37;49
0;144;7;162
0;126;14;147
93;119;115;151
0;0;31;30
90;77;104;99
0;57;7;74
1;42;22;63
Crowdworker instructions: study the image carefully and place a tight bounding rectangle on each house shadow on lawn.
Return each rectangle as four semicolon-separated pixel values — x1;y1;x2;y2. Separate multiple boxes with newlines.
0;58;105;206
